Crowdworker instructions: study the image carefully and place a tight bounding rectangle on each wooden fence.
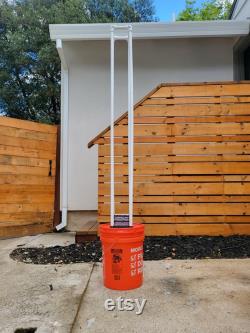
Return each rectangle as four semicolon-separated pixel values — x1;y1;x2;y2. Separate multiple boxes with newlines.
0;117;58;238
92;81;250;236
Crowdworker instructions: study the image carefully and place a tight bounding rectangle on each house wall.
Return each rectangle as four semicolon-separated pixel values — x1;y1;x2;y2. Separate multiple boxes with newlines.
63;37;235;210
231;0;250;20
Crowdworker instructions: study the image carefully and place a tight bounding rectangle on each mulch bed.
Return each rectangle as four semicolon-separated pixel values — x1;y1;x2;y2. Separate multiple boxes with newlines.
10;236;250;264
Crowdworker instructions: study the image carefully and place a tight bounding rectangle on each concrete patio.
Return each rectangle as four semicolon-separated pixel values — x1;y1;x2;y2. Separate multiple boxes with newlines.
0;233;93;333
0;233;249;333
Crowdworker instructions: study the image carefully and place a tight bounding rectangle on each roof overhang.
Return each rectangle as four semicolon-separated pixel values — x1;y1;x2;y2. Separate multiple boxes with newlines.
49;20;250;41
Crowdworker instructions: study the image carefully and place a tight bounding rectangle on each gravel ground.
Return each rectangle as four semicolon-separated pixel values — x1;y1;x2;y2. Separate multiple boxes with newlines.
10;236;250;264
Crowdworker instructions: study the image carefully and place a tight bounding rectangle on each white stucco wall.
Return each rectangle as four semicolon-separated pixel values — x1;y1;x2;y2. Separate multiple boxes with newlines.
63;37;235;210
231;0;250;20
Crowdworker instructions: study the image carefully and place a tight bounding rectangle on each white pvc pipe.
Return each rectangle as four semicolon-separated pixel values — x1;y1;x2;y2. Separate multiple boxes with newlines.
110;27;115;227
128;26;134;227
110;25;134;227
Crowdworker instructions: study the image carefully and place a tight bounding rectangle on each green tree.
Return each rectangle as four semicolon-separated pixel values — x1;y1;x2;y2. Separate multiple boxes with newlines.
86;0;156;22
177;0;233;21
0;0;156;124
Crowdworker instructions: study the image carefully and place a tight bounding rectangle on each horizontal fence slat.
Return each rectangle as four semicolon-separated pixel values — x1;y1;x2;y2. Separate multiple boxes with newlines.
99;154;250;163
143;96;250;106
99;202;250;216
121;115;250;124
0;184;54;192
104;123;250;137
142;224;250;236
0;223;52;238
0;212;53;223
99;142;250;156
0;203;54;214
98;215;250;223
137;103;250;117
99;175;250;183
0;174;55;185
0;124;56;142
151;83;250;98
0;135;56;152
99;195;250;203
0;193;54;204
98;162;250;175
96;135;250;144
0;164;55;176
99;182;250;196
0;155;55;168
0;116;57;133
0;144;56;160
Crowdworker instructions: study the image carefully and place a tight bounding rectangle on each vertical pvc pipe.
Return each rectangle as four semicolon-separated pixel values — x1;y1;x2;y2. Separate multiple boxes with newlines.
128;26;134;227
110;25;133;227
110;27;115;227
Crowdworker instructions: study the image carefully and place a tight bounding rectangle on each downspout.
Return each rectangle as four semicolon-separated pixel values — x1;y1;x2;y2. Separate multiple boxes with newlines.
56;39;69;231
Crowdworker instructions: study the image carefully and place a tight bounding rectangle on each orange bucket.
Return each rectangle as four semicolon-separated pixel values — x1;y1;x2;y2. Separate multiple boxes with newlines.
100;224;144;290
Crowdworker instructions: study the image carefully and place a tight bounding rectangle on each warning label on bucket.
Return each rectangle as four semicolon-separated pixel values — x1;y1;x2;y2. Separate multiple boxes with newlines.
114;214;129;227
111;249;123;280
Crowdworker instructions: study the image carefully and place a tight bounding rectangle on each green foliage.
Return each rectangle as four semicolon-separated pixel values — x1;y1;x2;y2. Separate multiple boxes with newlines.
177;0;233;21
0;0;156;124
86;0;156;22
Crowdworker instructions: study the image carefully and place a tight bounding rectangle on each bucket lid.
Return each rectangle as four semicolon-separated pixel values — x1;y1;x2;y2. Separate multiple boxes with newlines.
100;224;144;238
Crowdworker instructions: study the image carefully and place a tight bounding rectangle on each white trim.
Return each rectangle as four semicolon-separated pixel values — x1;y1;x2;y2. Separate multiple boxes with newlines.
56;39;69;231
49;21;250;41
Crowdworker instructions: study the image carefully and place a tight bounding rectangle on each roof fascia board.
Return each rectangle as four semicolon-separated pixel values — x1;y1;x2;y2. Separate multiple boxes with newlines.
50;21;250;41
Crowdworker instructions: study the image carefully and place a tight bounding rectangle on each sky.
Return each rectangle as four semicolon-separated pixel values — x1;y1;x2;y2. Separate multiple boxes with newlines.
154;0;204;21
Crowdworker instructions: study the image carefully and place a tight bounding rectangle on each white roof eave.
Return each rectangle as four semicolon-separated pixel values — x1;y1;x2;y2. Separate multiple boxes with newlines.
49;20;250;41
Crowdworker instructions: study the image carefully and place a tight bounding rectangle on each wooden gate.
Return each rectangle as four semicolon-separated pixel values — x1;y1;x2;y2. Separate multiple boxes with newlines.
90;81;250;236
0;117;58;238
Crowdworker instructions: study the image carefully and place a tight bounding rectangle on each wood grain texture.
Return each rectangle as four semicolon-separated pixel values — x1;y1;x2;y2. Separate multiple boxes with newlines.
0;116;57;133
99;142;250;156
104;123;250;137
98;215;250;223
0;117;58;238
99;202;250;216
98;182;250;196
98;162;250;175
151;83;250;98
93;82;250;236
